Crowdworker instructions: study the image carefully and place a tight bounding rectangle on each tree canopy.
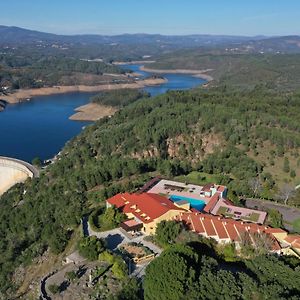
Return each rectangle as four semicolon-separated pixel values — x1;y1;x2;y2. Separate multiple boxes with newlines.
78;236;106;261
144;244;300;300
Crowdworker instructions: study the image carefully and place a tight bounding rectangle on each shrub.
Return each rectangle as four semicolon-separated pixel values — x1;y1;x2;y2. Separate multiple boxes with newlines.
48;283;60;294
99;250;115;264
78;236;106;261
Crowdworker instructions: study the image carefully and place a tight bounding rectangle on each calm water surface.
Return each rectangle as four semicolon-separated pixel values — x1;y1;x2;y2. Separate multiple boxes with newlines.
122;64;205;96
0;65;205;162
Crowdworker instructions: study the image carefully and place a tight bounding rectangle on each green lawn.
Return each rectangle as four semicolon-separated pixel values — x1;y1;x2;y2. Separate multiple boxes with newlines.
175;171;222;186
292;218;300;233
217;206;228;215
248;213;260;222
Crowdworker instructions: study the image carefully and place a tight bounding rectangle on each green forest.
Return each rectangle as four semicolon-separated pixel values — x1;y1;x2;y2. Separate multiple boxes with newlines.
143;221;300;300
0;53;127;90
144;241;300;300
91;89;150;107
150;53;300;90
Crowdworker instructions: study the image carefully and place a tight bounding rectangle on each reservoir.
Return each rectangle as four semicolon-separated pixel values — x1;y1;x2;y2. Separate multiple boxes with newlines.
0;65;205;162
121;64;206;96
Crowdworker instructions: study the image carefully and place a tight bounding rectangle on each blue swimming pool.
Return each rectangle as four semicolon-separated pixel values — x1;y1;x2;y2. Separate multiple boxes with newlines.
170;195;206;211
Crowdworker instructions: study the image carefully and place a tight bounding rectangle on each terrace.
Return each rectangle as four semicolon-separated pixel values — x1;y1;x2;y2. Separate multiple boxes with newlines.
212;199;267;224
120;219;143;233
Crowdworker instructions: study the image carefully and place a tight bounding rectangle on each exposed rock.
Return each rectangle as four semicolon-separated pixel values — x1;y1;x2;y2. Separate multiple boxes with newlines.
131;133;225;162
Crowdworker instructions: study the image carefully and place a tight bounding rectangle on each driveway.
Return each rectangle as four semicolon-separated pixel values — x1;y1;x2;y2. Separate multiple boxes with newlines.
87;224;130;250
88;226;162;278
86;218;162;254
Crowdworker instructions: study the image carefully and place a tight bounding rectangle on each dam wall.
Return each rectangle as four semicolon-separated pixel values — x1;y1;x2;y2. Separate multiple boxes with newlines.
0;156;39;196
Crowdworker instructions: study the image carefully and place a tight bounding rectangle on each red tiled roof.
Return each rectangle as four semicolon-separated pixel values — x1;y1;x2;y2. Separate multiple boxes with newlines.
284;235;300;249
175;212;286;250
202;217;217;236
223;222;239;241
211;218;229;239
233;222;248;237
190;213;205;234
138;177;161;193
107;193;127;208
270;237;282;251
123;219;142;227
202;183;214;192
246;223;260;233
217;186;226;192
203;193;219;213
177;213;193;230
107;192;186;223
264;227;287;234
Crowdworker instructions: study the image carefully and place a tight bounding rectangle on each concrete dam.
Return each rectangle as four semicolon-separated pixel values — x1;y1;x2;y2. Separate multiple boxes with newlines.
0;156;39;196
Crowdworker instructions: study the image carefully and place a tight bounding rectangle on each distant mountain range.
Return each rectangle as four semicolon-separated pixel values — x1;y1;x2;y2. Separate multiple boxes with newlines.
237;35;300;53
0;25;264;46
0;25;300;54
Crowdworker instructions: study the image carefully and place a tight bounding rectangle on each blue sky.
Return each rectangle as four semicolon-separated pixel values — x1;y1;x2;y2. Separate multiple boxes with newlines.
0;0;299;36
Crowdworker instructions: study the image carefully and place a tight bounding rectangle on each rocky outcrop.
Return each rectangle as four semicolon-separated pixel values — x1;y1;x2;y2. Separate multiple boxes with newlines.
131;133;224;162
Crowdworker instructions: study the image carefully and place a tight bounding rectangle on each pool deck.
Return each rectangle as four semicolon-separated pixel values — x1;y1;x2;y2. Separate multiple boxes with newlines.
147;179;211;204
146;179;267;224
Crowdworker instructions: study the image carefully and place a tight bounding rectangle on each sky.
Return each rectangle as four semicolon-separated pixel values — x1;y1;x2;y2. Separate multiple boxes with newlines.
0;0;299;36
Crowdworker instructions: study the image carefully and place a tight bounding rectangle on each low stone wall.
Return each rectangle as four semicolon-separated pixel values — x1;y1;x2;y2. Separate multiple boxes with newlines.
0;156;38;195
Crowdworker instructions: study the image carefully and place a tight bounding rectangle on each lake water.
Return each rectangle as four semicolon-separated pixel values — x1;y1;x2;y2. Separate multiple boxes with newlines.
0;65;205;162
121;64;205;96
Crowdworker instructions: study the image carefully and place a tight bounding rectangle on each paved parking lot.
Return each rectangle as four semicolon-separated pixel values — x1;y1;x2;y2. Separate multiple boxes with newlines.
88;224;161;254
86;218;161;253
246;198;300;231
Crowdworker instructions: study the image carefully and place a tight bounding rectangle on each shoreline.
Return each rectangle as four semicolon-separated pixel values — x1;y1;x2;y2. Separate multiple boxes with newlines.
69;103;118;121
1;77;167;104
140;66;214;82
113;60;156;65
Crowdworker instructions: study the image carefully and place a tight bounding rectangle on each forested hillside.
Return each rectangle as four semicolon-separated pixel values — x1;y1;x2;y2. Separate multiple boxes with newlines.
90;89;150;107
0;53;126;90
149;53;300;90
0;85;300;296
